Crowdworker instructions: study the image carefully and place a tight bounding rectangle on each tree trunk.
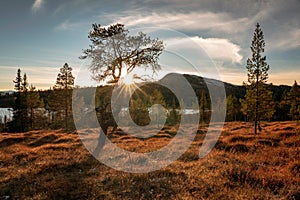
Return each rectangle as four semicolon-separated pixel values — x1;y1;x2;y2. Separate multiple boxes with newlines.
31;108;34;129
254;71;259;135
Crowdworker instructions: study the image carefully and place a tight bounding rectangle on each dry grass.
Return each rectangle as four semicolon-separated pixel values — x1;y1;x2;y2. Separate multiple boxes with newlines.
0;121;299;199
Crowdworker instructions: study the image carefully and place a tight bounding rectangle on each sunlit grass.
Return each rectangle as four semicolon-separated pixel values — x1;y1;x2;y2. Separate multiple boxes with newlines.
0;121;299;199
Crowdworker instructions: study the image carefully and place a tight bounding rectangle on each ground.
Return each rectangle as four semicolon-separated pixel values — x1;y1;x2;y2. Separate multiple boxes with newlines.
0;121;299;199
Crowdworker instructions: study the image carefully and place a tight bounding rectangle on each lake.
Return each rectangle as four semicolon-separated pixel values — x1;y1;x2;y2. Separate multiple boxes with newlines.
0;108;13;122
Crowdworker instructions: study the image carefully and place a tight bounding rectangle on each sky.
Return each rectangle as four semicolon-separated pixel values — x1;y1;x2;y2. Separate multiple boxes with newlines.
0;0;299;90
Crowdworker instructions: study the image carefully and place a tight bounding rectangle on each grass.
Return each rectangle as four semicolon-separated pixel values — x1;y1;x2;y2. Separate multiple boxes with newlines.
0;121;299;199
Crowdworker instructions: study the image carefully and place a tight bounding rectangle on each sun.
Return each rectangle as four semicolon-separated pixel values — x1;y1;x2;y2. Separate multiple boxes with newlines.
122;74;135;85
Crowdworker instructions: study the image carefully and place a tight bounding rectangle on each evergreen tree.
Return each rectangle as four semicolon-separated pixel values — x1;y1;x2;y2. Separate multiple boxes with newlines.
27;85;44;129
226;95;240;121
51;63;75;131
21;73;29;131
199;91;207;123
167;97;179;125
11;69;22;132
241;23;274;134
150;89;167;128
286;81;300;120
11;69;30;132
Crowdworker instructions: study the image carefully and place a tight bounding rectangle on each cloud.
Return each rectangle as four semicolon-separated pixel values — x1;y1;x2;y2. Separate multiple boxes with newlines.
32;0;44;12
114;11;249;34
165;36;243;64
54;19;91;32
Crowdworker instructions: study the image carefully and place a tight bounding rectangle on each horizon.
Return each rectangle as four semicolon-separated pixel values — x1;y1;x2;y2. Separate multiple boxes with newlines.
0;71;296;92
0;1;300;90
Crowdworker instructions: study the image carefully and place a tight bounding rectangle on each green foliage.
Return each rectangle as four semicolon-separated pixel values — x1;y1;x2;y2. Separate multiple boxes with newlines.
226;95;241;121
285;81;300;120
10;69;29;132
27;85;44;130
199;91;210;123
241;84;275;122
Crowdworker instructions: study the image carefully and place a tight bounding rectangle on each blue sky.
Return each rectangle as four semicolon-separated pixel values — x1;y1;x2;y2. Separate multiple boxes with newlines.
0;0;299;90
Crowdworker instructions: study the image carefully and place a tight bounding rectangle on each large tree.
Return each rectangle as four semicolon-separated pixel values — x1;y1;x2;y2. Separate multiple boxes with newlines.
80;23;164;155
241;23;274;134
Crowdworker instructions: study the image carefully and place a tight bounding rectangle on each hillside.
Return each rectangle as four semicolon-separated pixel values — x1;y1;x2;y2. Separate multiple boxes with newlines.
0;121;299;199
0;73;292;108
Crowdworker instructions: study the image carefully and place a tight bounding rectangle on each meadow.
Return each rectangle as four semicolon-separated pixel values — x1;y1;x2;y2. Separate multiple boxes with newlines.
0;121;299;199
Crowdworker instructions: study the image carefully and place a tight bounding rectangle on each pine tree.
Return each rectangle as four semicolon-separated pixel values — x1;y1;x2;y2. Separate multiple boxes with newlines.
167;97;179;125
226;95;240;121
54;63;75;131
11;69;30;132
286;81;300;120
11;69;23;132
21;73;29;131
199;91;207;123
241;23;274;134
150;89;167;128
52;63;75;131
27;85;44;129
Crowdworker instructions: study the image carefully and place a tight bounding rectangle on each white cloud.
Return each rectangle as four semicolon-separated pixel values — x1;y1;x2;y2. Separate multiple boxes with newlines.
54;20;90;32
115;12;249;34
32;0;44;12
165;36;243;64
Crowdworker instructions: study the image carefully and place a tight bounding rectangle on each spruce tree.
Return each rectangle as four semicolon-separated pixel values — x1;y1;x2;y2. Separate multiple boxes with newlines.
241;23;274;134
286;81;300;120
27;85;44;129
53;63;75;131
11;69;30;132
226;95;240;121
199;91;207;123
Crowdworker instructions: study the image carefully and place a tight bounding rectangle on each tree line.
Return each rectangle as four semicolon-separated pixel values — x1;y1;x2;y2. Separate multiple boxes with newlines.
0;23;299;134
1;63;75;132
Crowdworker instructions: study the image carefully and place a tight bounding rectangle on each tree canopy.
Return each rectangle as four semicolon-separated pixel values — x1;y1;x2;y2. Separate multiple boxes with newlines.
80;23;164;84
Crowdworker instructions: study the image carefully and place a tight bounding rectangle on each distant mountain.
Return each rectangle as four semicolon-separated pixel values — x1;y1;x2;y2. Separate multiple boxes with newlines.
160;73;246;99
158;73;291;103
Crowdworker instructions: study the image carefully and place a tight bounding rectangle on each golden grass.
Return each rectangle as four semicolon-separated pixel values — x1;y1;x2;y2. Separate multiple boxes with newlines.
0;121;299;199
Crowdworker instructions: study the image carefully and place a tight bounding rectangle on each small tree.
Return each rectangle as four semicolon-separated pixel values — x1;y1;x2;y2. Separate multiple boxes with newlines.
167;97;179;126
241;23;274;134
226;95;240;121
54;63;75;131
150;89;167;128
11;69;29;132
27;85;44;129
199;91;208;123
285;81;300;120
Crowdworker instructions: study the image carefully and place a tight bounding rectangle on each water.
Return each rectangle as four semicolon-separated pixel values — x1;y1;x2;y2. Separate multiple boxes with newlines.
0;108;13;122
